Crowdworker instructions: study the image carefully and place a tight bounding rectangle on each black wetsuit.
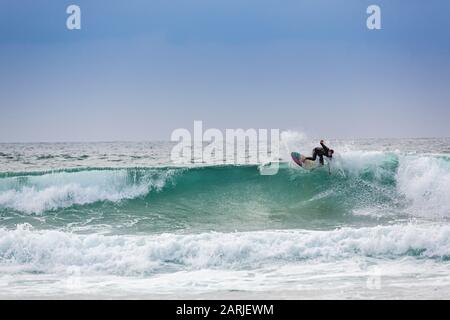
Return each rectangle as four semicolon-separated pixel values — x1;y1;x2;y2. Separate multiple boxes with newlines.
305;142;332;165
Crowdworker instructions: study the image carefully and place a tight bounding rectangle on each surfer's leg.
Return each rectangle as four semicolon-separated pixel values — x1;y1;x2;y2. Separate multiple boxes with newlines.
304;149;317;161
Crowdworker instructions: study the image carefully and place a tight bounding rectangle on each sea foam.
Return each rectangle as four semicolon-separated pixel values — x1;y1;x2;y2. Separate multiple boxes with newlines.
397;155;450;217
0;169;177;214
0;224;449;276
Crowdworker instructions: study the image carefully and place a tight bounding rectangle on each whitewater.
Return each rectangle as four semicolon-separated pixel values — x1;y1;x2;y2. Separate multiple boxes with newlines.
0;138;449;299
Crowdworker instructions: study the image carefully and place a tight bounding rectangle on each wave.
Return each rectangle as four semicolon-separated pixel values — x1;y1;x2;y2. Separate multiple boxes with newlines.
397;155;450;218
0;152;449;218
0;168;179;214
0;223;449;276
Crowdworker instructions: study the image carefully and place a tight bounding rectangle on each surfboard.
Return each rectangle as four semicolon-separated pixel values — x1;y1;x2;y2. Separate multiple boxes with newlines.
291;151;319;170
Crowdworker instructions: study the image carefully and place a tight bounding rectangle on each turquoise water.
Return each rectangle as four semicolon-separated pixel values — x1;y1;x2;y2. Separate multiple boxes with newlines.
0;138;450;298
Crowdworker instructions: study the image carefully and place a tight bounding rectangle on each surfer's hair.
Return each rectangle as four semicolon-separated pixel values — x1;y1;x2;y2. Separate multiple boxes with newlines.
329;149;334;154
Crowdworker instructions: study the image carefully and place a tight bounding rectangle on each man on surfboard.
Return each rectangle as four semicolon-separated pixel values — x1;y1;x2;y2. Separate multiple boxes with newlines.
304;140;334;166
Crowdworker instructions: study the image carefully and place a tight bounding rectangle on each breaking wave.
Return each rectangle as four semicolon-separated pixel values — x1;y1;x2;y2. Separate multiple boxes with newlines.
0;152;449;218
0;223;449;276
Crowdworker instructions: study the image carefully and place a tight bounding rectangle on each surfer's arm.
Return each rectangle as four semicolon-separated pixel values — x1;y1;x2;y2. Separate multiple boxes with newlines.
320;140;329;153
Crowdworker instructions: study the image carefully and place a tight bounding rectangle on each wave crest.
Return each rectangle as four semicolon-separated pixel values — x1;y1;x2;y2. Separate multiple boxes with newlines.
0;152;449;218
0;169;178;214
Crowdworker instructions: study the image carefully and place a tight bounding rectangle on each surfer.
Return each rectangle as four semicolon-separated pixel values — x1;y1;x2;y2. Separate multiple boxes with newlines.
304;140;334;166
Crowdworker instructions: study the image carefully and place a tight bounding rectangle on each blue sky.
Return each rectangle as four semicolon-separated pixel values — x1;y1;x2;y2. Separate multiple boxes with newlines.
1;0;449;141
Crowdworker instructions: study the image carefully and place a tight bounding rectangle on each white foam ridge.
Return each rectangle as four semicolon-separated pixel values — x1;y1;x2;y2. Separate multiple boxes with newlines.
0;223;449;276
0;169;177;214
328;151;450;218
397;155;450;217
332;150;396;176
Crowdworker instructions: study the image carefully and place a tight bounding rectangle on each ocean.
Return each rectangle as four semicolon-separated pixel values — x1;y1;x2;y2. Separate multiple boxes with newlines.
0;137;449;299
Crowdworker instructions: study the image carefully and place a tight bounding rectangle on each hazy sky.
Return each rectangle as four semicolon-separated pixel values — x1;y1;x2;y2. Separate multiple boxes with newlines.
1;0;449;142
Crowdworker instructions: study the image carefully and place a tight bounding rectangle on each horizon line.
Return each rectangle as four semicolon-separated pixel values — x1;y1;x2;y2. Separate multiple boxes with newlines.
1;136;449;144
